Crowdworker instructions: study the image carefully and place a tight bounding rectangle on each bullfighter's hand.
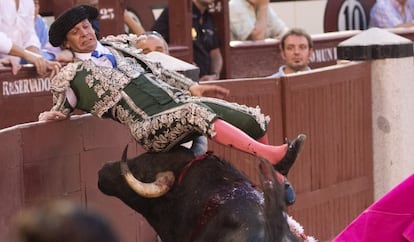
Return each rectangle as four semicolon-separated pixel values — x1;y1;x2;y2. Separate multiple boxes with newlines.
189;84;229;99
38;111;68;122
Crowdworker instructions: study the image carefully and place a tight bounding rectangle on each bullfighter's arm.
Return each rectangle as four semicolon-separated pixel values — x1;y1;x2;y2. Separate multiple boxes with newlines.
39;62;80;121
38;89;74;121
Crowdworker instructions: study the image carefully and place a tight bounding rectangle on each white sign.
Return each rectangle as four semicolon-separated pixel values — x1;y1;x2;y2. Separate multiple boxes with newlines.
2;78;51;96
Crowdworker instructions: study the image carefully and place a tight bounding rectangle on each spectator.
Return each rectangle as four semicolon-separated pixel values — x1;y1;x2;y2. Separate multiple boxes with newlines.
369;0;414;28
269;28;313;78
229;0;288;41
134;31;169;55
0;0;60;77
34;0;51;52
12;199;119;242
151;0;223;81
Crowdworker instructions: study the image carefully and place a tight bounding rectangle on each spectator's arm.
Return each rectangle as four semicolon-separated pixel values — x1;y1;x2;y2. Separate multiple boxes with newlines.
8;44;61;77
124;10;145;35
200;48;223;81
25;45;42;55
210;48;223;78
248;0;269;40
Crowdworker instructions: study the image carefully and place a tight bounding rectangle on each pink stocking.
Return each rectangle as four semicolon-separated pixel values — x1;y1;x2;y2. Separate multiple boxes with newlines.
211;119;287;165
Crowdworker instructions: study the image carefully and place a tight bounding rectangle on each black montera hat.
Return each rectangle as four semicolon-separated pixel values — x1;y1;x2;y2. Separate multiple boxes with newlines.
49;5;99;47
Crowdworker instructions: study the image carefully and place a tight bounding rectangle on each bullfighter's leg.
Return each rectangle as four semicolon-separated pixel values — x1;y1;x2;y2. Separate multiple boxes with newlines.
199;98;305;174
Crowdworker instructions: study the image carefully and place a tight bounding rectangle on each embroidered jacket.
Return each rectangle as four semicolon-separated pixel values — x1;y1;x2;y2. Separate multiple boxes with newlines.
50;34;269;152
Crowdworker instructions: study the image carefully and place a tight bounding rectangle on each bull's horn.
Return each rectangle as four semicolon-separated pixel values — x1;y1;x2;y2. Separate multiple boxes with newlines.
120;145;175;198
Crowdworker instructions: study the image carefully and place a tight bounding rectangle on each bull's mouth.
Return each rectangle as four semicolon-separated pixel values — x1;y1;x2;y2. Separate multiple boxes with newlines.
120;146;176;198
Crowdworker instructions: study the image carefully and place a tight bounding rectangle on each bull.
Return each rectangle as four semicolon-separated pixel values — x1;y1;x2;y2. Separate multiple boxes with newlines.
98;146;299;242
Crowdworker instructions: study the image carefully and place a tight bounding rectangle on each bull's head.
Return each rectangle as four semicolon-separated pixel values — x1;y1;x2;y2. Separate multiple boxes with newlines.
98;146;194;202
120;146;175;198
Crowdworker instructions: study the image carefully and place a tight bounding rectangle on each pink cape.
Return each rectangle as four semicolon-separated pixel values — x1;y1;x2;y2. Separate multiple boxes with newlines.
333;174;414;242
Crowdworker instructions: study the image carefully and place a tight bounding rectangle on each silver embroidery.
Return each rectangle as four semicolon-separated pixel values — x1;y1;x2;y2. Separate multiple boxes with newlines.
120;91;148;120
122;103;216;152
50;62;82;114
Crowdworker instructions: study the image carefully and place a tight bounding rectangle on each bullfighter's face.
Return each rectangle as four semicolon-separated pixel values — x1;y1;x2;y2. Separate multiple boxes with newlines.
64;19;98;53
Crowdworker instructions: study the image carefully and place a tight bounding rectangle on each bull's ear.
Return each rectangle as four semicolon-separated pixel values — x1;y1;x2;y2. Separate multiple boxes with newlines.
122;145;129;162
258;158;277;188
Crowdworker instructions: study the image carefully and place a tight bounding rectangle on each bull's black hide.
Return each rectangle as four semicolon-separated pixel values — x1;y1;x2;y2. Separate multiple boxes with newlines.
98;147;298;242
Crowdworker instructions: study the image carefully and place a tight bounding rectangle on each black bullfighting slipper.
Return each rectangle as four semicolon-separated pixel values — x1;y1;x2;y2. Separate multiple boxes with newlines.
273;134;306;176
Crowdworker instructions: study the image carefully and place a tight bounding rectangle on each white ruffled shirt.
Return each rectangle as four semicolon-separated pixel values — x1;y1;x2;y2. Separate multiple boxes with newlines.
74;42;115;68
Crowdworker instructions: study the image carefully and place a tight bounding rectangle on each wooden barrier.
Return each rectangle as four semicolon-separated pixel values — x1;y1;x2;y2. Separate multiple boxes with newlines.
0;67;52;129
0;116;156;242
0;61;373;241
0;87;242;242
210;62;374;240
